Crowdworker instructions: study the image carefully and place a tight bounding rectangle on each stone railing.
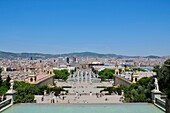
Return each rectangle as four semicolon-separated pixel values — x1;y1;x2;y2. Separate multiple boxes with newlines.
0;80;16;112
0;98;12;112
161;95;167;101
155;97;166;111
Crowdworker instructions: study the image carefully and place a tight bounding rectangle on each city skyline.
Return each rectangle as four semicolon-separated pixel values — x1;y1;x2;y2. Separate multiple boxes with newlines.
0;0;170;56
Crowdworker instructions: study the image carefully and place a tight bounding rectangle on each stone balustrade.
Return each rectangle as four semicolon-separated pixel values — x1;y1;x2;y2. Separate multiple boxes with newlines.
0;98;12;112
155;97;166;111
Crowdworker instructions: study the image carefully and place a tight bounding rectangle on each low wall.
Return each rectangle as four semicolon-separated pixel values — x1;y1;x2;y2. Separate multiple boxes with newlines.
0;98;12;112
155;97;166;111
37;76;54;87
114;75;131;87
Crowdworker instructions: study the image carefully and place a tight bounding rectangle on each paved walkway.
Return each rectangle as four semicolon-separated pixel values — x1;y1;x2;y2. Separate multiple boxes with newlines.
56;82;114;94
35;95;122;104
35;81;123;104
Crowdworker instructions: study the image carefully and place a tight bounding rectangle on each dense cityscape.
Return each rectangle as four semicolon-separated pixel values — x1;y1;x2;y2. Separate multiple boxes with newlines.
0;52;170;113
0;52;168;83
0;0;170;113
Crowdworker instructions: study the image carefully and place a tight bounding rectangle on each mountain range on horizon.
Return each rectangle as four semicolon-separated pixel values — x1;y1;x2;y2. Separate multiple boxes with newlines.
0;51;166;59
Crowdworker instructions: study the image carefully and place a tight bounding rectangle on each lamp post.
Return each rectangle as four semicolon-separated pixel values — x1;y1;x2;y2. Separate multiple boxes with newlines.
165;64;170;113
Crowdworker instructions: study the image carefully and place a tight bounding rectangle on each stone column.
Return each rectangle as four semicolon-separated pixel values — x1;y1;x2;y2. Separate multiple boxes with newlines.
89;71;92;83
73;72;75;78
77;71;79;83
44;90;47;96
85;71;88;83
81;71;83;83
80;64;83;70
86;64;89;70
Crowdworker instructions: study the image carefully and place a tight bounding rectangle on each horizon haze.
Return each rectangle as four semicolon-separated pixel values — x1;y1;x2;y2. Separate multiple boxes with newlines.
0;50;169;58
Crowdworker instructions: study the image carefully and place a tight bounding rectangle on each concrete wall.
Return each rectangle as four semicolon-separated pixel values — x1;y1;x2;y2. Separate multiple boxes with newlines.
0;98;12;112
114;75;131;87
37;77;54;87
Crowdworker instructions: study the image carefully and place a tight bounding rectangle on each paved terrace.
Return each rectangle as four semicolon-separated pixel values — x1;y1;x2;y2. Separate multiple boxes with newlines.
35;95;122;104
56;82;114;94
35;81;122;104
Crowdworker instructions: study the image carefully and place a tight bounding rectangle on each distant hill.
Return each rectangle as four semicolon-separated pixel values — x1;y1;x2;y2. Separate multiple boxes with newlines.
144;55;161;58
59;52;119;58
0;51;55;59
0;51;161;59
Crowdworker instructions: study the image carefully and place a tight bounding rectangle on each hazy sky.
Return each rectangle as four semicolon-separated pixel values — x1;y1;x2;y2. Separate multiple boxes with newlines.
0;0;170;56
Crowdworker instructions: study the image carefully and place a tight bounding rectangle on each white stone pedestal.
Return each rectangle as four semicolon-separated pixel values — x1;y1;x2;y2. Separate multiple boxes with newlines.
6;89;16;104
151;89;162;103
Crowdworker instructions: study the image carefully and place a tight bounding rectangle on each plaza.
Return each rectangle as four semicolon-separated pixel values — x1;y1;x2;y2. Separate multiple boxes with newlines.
35;78;121;104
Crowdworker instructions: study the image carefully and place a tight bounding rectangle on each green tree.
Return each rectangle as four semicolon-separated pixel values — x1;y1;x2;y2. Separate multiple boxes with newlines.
163;59;170;98
153;59;170;97
5;75;11;89
0;68;9;96
0;68;3;87
14;81;40;103
0;86;8;96
53;69;70;81
39;85;48;94
133;94;147;102
99;69;115;81
39;85;66;96
153;59;170;113
124;77;153;102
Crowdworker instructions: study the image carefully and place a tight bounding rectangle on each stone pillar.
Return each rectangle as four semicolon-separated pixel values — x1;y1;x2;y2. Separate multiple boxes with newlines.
44;90;47;96
6;80;16;104
81;71;83;83
6;91;16;105
73;72;75;78
80;64;83;70
85;71;88;83
77;71;79;83
86;64;89;70
89;71;92;83
151;89;162;103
